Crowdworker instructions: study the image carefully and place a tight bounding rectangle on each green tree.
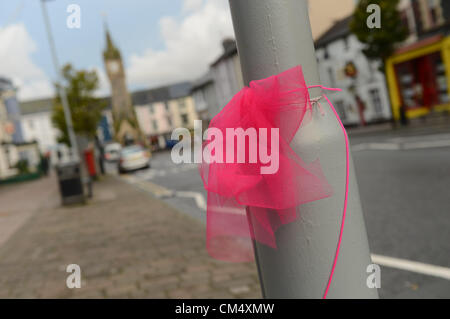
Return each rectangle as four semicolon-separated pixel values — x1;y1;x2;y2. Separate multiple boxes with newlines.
52;64;106;145
350;0;408;72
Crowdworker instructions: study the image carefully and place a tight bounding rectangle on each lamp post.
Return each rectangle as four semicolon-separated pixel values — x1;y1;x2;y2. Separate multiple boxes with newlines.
40;0;79;159
229;0;378;298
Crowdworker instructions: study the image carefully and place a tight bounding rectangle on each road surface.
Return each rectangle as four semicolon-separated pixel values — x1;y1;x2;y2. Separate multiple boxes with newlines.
112;126;450;298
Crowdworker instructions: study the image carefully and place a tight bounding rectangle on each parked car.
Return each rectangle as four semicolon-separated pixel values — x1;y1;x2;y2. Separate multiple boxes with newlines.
104;143;122;162
165;139;179;149
118;145;151;173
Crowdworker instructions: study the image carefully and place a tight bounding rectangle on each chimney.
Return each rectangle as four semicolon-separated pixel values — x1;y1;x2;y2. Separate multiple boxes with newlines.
222;38;236;52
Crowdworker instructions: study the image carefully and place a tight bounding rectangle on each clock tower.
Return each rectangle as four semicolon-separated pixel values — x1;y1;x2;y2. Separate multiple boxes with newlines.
103;25;141;145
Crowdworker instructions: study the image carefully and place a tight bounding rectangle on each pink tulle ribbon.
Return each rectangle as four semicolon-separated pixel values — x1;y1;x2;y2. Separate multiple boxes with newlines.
199;66;348;298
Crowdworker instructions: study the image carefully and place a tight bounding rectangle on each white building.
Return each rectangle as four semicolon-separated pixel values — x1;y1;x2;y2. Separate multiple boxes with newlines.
209;39;244;118
0;97;16;178
191;71;217;124
19;98;69;163
315;16;392;126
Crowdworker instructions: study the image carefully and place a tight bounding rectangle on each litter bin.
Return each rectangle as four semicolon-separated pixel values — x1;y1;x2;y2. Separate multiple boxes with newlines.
56;161;85;205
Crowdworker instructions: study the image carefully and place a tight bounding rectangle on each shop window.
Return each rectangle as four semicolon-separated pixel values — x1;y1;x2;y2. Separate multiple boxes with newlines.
395;52;447;110
434;54;449;103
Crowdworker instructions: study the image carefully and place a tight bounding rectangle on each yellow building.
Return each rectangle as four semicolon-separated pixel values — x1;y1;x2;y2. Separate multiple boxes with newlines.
386;35;450;121
169;95;198;130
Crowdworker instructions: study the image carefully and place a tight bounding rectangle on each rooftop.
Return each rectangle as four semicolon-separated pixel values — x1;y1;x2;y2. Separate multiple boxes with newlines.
315;15;353;49
191;71;214;92
19;98;54;115
131;81;192;106
211;38;238;67
17;82;193;112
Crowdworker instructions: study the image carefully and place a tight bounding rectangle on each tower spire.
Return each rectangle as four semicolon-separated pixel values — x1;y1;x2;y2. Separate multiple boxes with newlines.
103;17;121;60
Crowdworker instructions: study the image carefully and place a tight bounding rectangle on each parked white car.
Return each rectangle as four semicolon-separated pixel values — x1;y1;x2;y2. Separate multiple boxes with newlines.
118;145;151;173
104;143;122;162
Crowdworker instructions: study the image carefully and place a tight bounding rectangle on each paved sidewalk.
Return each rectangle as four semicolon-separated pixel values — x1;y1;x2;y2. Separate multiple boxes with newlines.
347;115;450;138
0;175;261;299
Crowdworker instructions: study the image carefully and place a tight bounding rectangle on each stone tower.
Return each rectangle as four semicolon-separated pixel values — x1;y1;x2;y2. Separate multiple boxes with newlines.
103;25;140;145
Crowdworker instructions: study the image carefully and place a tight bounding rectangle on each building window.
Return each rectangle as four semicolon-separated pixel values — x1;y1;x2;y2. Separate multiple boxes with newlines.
400;10;412;35
427;0;442;28
327;67;336;88
152;120;158;131
149;105;154;114
178;99;186;109
181;114;189;125
343;37;349;51
28;119;34;129
166;116;172;127
164;102;169;111
334;100;347;120
369;88;383;116
324;47;329;60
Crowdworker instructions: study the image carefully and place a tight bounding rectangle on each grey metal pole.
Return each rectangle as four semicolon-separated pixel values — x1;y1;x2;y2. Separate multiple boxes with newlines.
40;0;79;160
229;0;378;299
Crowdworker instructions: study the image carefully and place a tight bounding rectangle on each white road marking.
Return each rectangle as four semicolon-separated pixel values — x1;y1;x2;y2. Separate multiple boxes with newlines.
352;139;450;152
132;165;197;180
368;142;402;150
351;143;370;152
388;133;450;143
403;139;450;150
176;191;207;210
371;254;450;280
207;205;247;215
352;142;400;151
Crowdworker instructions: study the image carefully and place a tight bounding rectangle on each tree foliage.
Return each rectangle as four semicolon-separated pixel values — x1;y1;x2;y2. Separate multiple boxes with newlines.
52;64;106;145
350;0;408;71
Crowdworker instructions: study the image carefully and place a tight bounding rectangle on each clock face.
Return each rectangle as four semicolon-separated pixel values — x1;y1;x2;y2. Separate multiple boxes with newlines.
108;61;120;74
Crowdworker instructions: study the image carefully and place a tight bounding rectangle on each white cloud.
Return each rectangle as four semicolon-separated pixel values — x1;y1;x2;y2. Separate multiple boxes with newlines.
127;0;234;88
183;0;204;12
0;23;53;101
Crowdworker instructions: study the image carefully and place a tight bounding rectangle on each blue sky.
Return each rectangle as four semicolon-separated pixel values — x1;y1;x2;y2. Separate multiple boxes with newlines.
0;0;234;101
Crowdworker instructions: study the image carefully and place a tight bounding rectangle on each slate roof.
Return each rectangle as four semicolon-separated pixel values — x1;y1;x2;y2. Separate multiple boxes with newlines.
191;71;214;92
18;81;192;112
131;81;192;106
19;98;54;115
315;15;353;49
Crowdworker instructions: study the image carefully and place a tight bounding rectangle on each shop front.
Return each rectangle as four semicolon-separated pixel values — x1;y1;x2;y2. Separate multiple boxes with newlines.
386;35;450;121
